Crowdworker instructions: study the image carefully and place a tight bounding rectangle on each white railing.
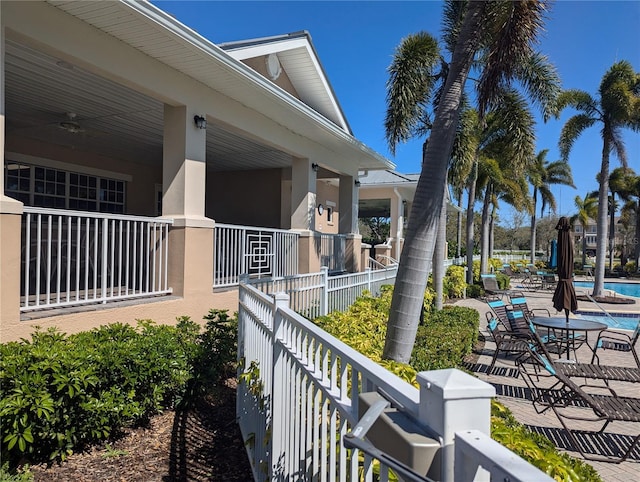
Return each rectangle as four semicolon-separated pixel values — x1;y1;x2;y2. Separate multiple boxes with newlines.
214;224;299;288
315;232;346;273
246;265;397;319
237;282;553;482
20;207;172;312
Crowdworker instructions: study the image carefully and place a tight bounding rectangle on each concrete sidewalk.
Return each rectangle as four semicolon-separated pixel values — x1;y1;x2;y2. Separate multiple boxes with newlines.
453;283;640;481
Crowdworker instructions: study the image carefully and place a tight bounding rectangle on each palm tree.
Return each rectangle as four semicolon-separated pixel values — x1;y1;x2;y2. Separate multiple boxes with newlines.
612;167;640;267
526;150;575;264
382;1;558;363
571;192;598;268
557;60;640;297
608;167;629;270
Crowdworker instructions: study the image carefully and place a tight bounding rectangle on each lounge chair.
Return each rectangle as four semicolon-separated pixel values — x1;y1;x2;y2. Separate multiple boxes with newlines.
520;271;543;291
540;273;557;290
485;312;531;371
516;336;640;463
591;320;640;369
501;264;522;280
481;274;511;299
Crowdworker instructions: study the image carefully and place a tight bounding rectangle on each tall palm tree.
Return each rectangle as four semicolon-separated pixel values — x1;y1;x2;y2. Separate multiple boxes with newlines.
571;192;598;268
612;167;640;267
557;60;640;297
382;1;558;363
526;150;575;264
608;167;629;270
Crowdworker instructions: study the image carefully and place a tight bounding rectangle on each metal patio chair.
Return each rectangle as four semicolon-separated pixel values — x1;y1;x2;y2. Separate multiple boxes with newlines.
516;335;640;464
485;312;531;371
591;320;640;369
481;274;511;299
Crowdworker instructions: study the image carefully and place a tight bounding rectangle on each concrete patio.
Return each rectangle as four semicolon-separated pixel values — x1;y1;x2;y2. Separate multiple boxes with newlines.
454;280;640;481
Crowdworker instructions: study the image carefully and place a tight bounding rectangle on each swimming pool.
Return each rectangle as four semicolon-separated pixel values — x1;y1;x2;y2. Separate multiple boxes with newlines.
573;281;640;298
575;311;639;331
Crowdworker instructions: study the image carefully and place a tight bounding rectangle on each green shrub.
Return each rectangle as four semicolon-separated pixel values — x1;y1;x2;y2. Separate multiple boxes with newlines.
465;283;482;299
410;306;479;371
624;261;637;275
491;401;601;481
443;265;466;299
0;463;32;482
0;312;236;468
495;272;510;289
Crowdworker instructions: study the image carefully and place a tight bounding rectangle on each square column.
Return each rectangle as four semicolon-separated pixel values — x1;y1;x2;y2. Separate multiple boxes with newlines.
163;105;214;297
290;158;317;230
340;175;362;272
390;190;404;261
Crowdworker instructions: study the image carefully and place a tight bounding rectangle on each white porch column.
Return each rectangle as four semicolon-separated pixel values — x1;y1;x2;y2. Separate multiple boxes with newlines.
0;26;25;340
163;105;214;297
290;158;317;230
390;189;405;260
291;159;319;273
339;174;362;272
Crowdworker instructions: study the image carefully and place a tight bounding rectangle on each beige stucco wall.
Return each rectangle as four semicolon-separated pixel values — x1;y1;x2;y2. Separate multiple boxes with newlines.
5;136;161;217
315;180;339;234
2;290;240;343
206;169;282;227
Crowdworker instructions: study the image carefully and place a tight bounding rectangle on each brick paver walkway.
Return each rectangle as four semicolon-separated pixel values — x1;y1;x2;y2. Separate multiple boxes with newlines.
453;280;640;481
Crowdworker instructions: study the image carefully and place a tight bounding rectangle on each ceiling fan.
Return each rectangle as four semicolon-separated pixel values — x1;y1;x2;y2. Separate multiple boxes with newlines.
58;112;85;134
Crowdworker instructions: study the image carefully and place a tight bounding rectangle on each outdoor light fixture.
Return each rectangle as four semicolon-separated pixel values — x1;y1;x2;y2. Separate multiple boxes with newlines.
311;163;319;172
354;180;361;187
194;115;207;130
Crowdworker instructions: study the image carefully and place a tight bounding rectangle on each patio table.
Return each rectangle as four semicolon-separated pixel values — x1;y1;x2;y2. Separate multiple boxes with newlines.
532;316;607;361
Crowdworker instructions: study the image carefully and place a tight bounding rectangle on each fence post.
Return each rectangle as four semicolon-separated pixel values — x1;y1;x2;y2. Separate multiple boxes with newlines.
320;266;329;316
366;267;372;292
101;217;108;303
271;292;291;478
417;369;495;482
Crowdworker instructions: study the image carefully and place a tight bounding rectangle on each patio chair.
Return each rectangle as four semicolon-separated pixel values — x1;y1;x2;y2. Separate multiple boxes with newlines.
501;264;522;280
481;274;511;299
520;271;543;291
540;273;557;290
485;312;531;371
508;291;551;320
591;320;640;369
516;337;640;463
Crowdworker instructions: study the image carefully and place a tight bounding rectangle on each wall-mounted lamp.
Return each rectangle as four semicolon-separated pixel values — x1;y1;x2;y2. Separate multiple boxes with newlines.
354;180;361;187
311;163;319;172
194;115;207;130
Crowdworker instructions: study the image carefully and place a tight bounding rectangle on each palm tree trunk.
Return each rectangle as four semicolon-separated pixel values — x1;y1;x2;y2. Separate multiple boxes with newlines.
456;193;463;259
581;222;588;268
635;201;640;267
489;207;495;258
530;188;538;264
433;187;448;310
465;160;478;283
594;142;611;297
609;192;616;271
480;184;491;274
383;1;485;363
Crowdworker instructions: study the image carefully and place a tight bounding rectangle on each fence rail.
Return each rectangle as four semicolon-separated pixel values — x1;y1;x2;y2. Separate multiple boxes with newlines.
246;266;397;319
237;281;553;482
214;224;299;288
20;207;172;312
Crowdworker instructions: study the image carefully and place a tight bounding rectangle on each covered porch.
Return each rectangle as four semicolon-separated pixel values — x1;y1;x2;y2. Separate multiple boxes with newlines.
0;1;392;341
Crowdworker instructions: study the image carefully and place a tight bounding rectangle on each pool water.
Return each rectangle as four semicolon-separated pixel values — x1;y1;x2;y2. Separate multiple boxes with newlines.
575;311;639;331
573;281;640;298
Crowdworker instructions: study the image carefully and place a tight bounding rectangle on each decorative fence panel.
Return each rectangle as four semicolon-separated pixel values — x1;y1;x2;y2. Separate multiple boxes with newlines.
315;232;346;273
20;207;172;312
214;224;299;288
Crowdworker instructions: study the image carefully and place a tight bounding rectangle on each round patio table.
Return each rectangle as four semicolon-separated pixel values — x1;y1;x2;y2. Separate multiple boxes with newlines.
531;316;607;360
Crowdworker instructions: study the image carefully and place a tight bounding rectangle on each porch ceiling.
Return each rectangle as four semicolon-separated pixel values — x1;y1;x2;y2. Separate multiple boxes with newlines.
4;38;296;171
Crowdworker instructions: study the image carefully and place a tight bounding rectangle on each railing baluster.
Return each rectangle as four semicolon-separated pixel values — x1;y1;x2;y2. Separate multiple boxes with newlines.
19;207;172;312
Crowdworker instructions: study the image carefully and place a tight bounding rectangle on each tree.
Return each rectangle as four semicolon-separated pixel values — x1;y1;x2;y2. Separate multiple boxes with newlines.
557;60;640;297
571;192;598;268
526;149;574;264
382;1;558;363
608;167;629;270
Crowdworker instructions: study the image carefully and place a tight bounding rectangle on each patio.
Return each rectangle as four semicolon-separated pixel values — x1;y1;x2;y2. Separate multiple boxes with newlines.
456;286;640;481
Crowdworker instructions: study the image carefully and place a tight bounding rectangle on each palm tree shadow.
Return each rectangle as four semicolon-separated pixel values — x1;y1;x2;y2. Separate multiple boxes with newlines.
164;383;253;481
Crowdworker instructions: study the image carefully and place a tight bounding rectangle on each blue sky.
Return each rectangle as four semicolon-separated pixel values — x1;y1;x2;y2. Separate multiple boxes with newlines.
154;1;640;226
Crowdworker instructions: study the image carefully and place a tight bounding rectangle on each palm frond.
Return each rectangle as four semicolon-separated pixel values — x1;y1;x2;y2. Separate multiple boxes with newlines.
513;52;562;121
558;114;596;160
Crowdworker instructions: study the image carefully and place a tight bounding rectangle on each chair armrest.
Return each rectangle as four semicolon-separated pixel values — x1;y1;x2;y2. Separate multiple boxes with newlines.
530;308;551;317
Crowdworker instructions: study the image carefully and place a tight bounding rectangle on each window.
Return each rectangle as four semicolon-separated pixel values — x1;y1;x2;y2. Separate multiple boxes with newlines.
574;225;583;233
4;161;125;213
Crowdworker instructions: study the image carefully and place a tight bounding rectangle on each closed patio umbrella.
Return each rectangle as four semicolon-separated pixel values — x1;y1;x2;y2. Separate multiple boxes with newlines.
552;216;578;322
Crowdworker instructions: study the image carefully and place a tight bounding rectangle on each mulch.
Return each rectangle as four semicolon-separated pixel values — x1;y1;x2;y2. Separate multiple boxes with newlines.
30;379;253;482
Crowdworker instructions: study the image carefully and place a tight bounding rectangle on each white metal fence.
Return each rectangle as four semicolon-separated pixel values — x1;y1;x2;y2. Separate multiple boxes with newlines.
214;224;299;288
237;282;553;482
20;207;172;312
315;232;346;273
245;265;397;319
